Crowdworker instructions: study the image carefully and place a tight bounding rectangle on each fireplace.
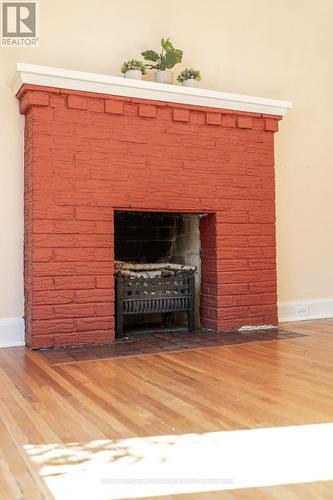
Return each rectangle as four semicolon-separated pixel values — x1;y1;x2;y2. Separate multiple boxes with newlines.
12;63;291;348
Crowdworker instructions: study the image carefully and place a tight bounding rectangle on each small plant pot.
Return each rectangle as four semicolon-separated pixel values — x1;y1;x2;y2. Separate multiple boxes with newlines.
182;79;199;88
154;71;173;84
124;70;143;80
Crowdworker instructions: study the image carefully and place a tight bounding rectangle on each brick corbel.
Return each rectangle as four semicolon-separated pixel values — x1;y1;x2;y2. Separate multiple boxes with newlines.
19;90;49;114
17;84;283;134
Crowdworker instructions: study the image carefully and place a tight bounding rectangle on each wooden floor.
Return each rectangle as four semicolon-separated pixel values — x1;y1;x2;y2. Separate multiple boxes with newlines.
1;319;333;499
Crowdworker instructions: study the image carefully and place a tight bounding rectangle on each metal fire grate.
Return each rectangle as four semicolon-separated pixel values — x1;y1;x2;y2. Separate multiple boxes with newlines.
115;264;195;336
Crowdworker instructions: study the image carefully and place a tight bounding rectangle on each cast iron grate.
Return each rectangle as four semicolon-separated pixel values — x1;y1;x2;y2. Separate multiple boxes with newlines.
116;271;195;336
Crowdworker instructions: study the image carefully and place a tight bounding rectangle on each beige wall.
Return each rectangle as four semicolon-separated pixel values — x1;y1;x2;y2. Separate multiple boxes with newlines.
1;0;333;336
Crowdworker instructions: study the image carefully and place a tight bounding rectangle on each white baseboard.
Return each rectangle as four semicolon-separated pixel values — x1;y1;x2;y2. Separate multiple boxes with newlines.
278;298;333;322
0;318;25;348
0;301;332;348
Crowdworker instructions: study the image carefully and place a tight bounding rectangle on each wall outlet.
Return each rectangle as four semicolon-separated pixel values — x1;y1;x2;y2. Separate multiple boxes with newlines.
296;304;309;317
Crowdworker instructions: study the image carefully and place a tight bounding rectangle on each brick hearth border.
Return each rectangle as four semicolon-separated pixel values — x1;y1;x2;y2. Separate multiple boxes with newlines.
18;84;281;348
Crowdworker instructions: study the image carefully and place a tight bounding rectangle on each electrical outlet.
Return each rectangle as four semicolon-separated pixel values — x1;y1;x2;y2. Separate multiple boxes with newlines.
296;305;309;317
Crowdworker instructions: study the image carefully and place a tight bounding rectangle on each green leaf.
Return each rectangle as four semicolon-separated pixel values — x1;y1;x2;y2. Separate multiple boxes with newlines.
157;54;166;70
174;49;183;64
141;50;159;62
161;37;174;52
165;51;177;69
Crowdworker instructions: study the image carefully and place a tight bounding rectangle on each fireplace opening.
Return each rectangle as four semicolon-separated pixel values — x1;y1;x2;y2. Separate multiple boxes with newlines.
114;211;202;336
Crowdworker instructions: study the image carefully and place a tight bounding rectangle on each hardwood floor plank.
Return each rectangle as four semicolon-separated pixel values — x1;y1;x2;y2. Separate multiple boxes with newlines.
0;320;333;498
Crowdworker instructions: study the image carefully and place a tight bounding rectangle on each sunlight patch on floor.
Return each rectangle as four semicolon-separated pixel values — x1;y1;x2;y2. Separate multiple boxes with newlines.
24;423;333;499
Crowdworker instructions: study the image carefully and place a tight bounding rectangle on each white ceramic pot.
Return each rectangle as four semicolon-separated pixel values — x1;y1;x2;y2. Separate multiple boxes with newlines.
154;71;173;84
124;70;143;80
182;78;199;88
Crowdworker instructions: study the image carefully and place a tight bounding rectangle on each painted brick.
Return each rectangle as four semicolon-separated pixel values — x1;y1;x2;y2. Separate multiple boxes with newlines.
249;304;277;316
190;111;205;124
19;86;280;348
54;248;94;262
105;100;124;114
33;277;54;291
54;304;95;319
55;192;94;206
95;302;114;316
17;84;58;98
95;248;113;261
238;117;253;129
124;103;138;116
173;109;190;122
76;289;114;303
87;98;104;113
54;276;95;289
139;104;157;118
206;112;222;126
32;306;54;320
20;91;49;114
96;276;114;288
67;95;88;110
34;234;75;247
248;258;276;270
76;317;114;332
33;290;73;305
33;207;74;220
76;262;114;275
201;294;218;308
33;221;54;233
74;234;112;247
222;115;236;128
76;207;113;221
95;222;114;234
34;262;75;276
219;306;249;319
249;282;276;293
32;248;53;262
50;95;66;109
200;317;218;331
54;221;96;234
33;319;75;335
201;306;220;320
28;330;114;349
265;119;279;132
216;259;248;272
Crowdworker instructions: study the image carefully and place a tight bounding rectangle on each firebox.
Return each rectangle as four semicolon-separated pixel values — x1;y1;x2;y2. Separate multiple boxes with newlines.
12;63;291;348
114;211;202;335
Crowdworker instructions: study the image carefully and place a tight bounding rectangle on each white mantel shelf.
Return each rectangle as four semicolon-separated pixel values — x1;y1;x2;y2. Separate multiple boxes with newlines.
11;63;292;116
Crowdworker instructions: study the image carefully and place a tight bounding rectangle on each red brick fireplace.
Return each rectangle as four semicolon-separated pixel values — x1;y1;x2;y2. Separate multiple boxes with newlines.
13;64;291;348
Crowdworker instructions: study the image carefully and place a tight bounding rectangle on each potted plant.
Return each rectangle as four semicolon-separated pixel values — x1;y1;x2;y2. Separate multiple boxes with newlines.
177;68;201;88
120;59;147;80
141;38;183;84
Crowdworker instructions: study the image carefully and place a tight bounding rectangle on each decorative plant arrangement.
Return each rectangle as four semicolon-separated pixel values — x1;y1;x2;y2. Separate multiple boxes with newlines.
121;59;146;80
177;68;201;88
121;38;202;87
141;37;183;84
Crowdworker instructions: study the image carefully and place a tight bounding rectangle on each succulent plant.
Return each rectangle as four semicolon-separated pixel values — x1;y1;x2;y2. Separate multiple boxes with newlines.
141;38;183;71
121;59;147;75
177;68;201;83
